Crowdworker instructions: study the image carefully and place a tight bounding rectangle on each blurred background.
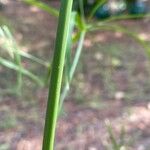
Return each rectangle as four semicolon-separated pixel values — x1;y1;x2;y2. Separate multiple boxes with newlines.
0;0;150;149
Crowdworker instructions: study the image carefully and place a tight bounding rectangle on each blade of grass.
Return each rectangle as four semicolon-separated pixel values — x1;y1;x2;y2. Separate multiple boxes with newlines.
73;0;87;32
119;126;126;147
0;26;48;88
102;13;150;23
64;12;77;91
23;0;59;17
1;26;23;94
0;35;48;67
105;120;120;150
42;0;73;150
79;0;86;23
60;30;86;111
0;57;43;86
18;51;49;67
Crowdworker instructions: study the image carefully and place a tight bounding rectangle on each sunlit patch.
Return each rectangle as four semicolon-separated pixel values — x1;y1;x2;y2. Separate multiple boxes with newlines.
138;33;150;41
29;6;40;12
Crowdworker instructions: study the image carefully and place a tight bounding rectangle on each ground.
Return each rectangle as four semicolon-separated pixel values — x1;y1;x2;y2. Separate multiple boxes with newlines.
0;0;150;150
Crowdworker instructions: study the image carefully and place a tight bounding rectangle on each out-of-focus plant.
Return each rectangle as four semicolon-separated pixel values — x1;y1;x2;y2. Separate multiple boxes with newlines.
105;120;129;150
0;26;49;94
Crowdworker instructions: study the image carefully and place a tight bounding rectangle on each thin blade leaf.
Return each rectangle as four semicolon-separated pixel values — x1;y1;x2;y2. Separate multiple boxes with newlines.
23;0;59;17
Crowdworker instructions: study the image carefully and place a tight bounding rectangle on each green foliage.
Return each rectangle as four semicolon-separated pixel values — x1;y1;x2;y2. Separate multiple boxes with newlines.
5;1;149;148
0;26;50;94
23;1;150;99
23;0;59;17
0;26;22;94
2;0;150;149
105;120;129;150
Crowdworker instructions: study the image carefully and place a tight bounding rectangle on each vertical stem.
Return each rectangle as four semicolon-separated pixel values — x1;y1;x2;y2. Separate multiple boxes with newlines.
60;31;86;111
14;45;22;95
42;0;73;150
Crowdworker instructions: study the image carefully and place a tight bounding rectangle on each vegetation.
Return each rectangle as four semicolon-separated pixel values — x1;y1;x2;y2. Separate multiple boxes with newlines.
1;0;150;149
42;1;74;149
22;0;150;105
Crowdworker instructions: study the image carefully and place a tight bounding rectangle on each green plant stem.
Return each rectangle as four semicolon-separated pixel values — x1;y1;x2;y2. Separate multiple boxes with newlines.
102;13;150;23
60;30;86;110
64;12;76;90
79;0;86;24
42;0;73;150
14;45;22;95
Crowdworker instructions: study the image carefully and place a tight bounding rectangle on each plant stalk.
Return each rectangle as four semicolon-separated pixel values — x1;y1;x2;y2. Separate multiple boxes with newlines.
42;0;73;150
60;31;86;110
